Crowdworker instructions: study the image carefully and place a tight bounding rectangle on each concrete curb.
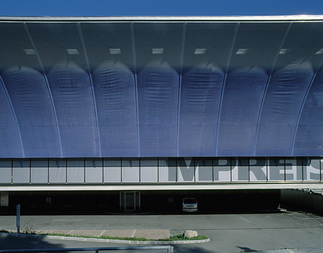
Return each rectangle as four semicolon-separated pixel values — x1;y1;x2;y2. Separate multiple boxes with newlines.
0;232;210;245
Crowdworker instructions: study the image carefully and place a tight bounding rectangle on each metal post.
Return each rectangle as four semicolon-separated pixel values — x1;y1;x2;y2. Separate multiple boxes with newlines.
16;204;20;234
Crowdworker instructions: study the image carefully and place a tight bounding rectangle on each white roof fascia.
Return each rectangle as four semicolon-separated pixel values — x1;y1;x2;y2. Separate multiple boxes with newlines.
0;15;322;23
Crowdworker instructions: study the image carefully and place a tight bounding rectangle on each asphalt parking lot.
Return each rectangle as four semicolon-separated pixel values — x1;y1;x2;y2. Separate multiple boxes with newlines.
1;211;323;253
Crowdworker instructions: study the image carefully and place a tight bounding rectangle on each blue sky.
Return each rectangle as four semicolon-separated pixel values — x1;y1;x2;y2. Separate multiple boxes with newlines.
0;0;322;17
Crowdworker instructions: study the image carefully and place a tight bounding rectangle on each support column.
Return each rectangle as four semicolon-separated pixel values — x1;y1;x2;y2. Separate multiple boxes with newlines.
0;192;9;207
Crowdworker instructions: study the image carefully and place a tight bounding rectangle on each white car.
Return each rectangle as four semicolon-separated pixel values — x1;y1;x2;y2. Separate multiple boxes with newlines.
182;198;198;212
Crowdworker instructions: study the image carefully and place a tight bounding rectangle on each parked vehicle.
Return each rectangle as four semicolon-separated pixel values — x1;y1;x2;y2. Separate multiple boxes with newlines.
182;198;198;212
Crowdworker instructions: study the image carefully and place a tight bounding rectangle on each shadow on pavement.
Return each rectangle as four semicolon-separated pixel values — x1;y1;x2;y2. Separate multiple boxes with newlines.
173;245;216;253
0;234;63;250
237;245;257;252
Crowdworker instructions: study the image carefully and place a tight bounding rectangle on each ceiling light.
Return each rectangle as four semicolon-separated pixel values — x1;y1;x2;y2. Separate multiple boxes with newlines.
66;48;79;55
236;48;249;55
315;49;323;55
194;48;207;55
109;48;121;55
279;49;289;55
23;49;36;55
152;48;164;55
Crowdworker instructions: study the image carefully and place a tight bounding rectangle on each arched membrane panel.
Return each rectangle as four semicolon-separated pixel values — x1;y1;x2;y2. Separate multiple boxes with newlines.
256;61;314;156
138;61;179;156
218;67;268;156
47;62;99;157
179;64;224;156
92;61;138;157
294;70;323;156
0;76;24;157
2;67;61;157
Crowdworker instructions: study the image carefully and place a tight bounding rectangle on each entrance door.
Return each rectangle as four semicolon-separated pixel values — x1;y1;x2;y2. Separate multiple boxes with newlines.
120;191;140;211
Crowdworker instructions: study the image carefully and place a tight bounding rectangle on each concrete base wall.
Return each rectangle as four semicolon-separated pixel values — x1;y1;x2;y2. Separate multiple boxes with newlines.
281;189;323;214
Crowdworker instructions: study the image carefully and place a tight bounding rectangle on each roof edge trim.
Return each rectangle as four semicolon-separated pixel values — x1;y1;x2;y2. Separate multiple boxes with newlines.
0;15;323;23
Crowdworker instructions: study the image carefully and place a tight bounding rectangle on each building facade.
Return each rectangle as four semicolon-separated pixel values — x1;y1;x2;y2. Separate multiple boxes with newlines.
0;16;323;211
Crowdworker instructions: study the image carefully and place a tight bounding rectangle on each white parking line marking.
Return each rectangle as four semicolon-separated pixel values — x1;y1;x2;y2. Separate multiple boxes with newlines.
52;219;83;222
99;230;106;237
240;216;252;223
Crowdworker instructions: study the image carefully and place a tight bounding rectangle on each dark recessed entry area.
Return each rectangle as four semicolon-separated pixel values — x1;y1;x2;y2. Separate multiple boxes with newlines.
0;189;281;215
